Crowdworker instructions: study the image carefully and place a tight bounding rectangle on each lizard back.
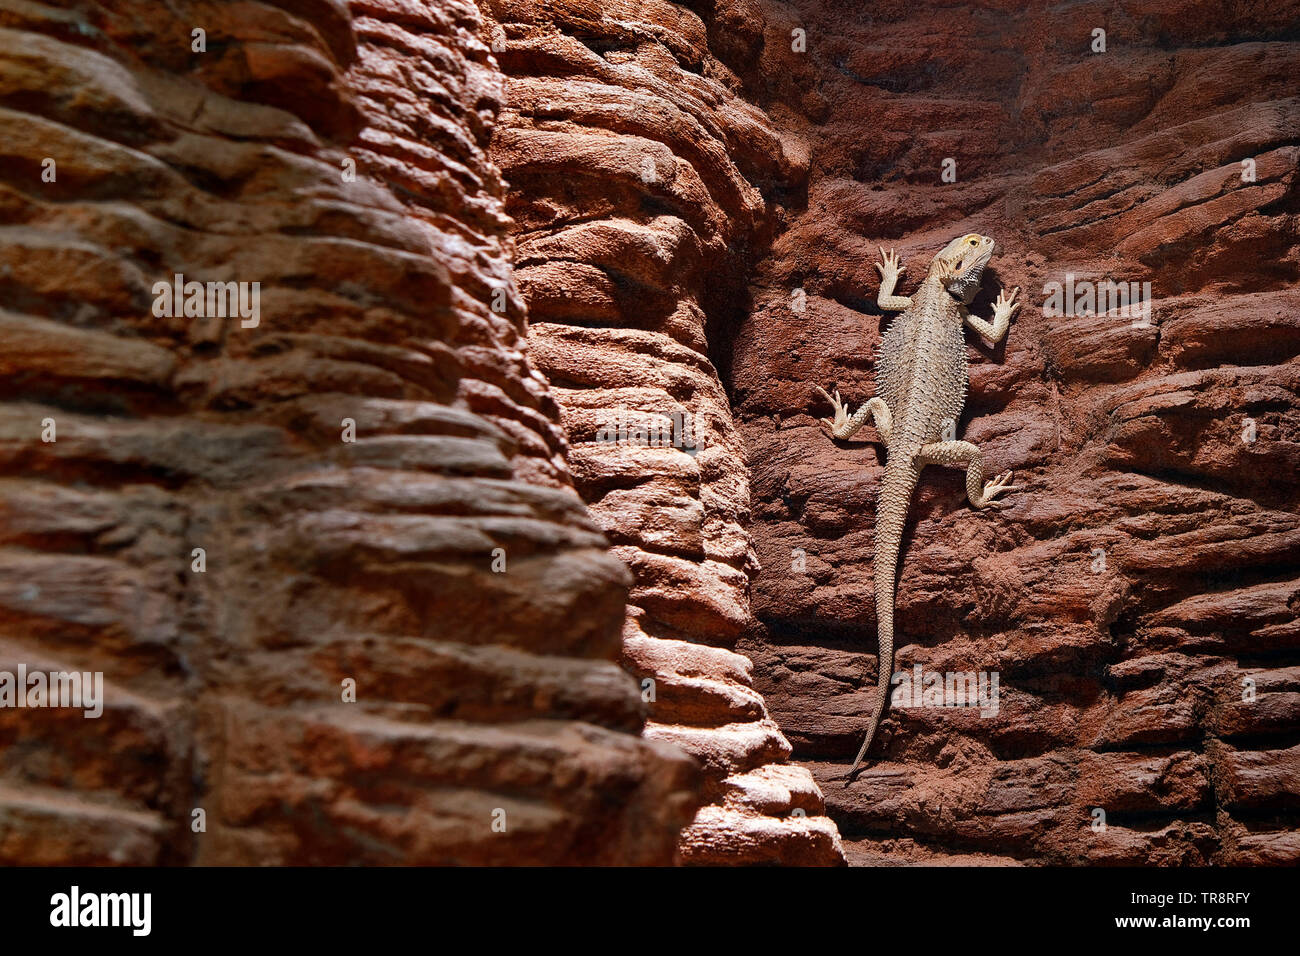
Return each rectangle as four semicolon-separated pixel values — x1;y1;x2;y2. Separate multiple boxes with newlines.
876;281;969;449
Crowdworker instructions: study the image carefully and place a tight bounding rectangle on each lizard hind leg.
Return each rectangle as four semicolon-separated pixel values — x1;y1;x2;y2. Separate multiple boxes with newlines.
918;440;1019;508
815;386;892;442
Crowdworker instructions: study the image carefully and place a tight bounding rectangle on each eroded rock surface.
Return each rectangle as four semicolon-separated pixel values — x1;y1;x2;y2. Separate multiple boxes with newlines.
3;0;1294;869
484;0;844;863
0;0;697;865
731;0;1300;864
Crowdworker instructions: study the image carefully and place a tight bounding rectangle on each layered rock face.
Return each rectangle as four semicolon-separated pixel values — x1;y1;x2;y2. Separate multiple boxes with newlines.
483;0;844;862
731;1;1300;863
0;0;698;865
5;0;1293;869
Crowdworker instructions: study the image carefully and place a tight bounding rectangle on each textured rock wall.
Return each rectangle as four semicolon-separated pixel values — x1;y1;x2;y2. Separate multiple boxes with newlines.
6;0;1292;869
483;0;844;863
731;0;1300;864
0;0;697;865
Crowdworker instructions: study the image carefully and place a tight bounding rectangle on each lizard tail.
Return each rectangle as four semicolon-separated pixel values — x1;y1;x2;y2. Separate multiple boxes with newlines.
846;456;919;783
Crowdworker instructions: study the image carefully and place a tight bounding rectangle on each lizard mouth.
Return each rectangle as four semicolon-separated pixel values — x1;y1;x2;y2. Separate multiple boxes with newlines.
945;248;993;302
955;248;993;279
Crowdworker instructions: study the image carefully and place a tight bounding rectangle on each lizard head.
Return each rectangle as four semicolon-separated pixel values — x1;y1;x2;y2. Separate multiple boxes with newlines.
931;233;995;304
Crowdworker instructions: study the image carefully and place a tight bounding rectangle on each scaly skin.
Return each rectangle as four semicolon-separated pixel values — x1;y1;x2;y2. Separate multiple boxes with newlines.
814;234;1022;782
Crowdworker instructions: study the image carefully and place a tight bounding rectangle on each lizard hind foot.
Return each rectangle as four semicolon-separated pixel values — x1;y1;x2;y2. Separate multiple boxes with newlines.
813;384;852;437
979;470;1018;506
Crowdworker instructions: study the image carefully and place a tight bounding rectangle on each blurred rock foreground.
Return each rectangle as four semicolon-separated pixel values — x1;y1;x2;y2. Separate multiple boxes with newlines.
0;0;1295;865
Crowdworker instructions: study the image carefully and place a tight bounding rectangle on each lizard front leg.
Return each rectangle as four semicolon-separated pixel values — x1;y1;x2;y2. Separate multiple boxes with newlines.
918;440;1018;508
963;286;1020;344
874;247;912;312
815;386;892;442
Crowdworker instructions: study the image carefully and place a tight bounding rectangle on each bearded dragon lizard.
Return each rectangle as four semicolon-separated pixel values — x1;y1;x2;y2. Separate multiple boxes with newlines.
814;234;1021;782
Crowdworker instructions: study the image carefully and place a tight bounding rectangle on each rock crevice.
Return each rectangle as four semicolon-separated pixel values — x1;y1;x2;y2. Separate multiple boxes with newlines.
484;0;845;864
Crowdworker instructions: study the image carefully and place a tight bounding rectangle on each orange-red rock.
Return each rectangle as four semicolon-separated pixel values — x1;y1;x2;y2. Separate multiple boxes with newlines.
730;0;1300;865
0;0;698;866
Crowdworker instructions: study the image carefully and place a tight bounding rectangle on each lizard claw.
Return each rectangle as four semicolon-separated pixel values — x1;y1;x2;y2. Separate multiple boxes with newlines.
814;384;852;437
995;286;1022;317
874;246;904;279
978;470;1018;507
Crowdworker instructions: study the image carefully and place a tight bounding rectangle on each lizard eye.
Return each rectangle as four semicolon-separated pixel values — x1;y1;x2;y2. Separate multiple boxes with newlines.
968;238;979;246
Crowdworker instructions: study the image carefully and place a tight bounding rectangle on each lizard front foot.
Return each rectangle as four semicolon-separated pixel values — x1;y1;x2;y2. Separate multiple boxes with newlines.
874;246;904;284
994;286;1022;321
977;470;1020;508
814;385;853;438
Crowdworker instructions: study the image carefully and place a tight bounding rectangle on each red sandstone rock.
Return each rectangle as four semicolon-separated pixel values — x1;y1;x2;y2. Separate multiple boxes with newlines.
731;0;1300;865
486;0;844;864
2;0;1296;869
0;0;697;865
